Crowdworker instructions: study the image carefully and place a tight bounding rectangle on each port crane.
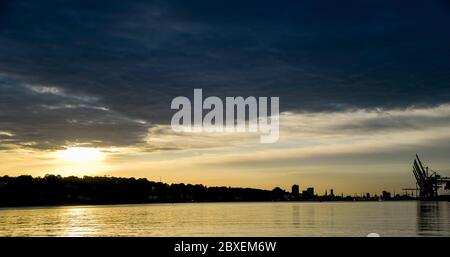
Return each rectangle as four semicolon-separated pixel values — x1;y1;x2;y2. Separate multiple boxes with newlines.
410;154;450;199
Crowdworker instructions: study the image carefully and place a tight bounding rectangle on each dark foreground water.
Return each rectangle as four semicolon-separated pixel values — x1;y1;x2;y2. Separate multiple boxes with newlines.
0;201;449;236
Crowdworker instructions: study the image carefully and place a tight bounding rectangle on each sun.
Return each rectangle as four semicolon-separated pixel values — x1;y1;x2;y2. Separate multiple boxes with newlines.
57;147;104;163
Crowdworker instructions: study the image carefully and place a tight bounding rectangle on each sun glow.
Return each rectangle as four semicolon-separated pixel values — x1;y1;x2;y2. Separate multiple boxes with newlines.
57;147;104;163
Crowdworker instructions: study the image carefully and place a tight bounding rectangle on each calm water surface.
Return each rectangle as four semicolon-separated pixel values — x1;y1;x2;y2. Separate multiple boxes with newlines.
0;201;449;236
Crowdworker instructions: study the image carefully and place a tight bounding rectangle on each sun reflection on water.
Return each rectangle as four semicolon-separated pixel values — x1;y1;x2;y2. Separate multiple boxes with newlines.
63;207;98;237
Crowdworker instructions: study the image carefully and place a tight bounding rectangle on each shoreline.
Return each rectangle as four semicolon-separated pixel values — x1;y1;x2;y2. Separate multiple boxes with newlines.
0;199;436;209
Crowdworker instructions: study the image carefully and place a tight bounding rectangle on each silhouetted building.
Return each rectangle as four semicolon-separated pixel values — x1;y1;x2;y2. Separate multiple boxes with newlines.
382;190;391;200
330;189;334;197
302;187;315;199
291;184;299;199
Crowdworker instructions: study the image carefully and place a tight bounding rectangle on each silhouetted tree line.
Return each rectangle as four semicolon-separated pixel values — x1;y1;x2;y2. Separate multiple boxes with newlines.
0;175;283;207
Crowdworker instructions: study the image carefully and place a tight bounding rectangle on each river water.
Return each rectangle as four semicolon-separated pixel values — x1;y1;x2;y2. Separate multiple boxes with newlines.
0;201;449;236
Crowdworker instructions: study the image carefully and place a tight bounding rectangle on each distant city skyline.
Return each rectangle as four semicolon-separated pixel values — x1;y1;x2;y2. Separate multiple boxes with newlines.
1;1;450;195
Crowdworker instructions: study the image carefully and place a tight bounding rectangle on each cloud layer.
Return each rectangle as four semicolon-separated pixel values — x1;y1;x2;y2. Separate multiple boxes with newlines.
0;0;450;154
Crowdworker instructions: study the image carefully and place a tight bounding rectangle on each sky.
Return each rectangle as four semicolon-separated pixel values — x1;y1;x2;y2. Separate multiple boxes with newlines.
1;0;450;195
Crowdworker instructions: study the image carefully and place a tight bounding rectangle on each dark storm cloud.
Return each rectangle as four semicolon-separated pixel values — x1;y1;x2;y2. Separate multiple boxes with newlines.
0;0;450;149
0;75;147;150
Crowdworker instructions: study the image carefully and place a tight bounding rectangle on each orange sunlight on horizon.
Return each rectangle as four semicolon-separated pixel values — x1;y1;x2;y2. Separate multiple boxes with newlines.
56;147;105;163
